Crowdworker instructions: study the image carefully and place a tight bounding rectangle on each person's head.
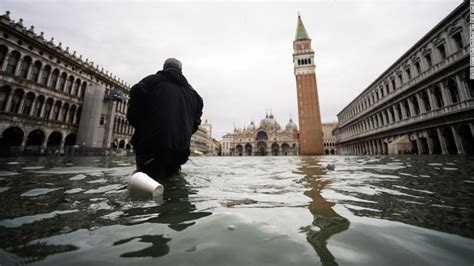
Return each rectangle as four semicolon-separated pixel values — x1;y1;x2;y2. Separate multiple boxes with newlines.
163;58;182;72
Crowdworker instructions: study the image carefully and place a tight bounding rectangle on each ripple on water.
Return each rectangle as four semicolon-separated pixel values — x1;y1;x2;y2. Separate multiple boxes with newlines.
21;188;62;197
0;171;19;177
0;187;10;193
64;188;84;194
69;174;87;181
84;184;123;194
0;210;78;228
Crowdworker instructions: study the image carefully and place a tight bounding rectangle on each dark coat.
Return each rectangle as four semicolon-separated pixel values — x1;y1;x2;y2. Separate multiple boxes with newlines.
127;68;203;165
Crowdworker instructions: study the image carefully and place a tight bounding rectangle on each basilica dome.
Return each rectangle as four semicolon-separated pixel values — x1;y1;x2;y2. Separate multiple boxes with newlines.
285;118;298;132
260;113;281;130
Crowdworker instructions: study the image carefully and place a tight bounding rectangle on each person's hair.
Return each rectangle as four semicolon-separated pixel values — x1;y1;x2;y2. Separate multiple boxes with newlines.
163;58;182;71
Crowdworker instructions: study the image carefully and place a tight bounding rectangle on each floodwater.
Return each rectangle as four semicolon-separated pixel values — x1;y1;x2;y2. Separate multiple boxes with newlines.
0;156;473;265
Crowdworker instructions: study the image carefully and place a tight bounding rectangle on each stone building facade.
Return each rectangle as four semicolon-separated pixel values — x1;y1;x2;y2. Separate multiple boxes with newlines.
221;113;299;156
322;122;337;155
190;126;210;155
0;11;133;155
336;1;473;155
293;14;324;155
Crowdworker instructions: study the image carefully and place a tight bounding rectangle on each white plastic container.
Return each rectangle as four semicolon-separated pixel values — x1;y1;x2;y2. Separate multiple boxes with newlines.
128;172;164;197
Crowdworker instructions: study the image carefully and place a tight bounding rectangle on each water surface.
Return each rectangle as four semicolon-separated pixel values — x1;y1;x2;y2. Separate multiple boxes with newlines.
0;156;473;265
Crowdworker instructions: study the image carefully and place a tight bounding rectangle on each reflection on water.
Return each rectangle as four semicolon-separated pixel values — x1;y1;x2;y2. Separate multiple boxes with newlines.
297;157;349;266
0;155;473;265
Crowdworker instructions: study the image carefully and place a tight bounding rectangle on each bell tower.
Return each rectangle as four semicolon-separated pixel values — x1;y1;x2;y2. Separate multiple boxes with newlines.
293;13;324;155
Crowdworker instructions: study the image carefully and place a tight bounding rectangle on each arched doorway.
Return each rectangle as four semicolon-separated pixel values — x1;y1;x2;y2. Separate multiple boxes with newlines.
126;143;132;150
111;139;118;149
236;145;243;156
281;143;290;156
330;149;335;155
47;131;62;153
0;127;24;155
428;130;441;154
442;128;457;154
458;124;474;154
410;139;418;154
245;143;252;156
325;149;329;155
65;133;76;146
25;129;45;154
257;141;267;156
119;140;125;149
271;143;279;156
419;137;429;154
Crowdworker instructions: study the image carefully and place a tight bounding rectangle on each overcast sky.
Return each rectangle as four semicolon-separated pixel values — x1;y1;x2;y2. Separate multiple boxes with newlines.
4;0;463;139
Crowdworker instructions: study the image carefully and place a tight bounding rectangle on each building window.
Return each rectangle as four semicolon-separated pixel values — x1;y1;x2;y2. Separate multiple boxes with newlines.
437;44;446;60
433;86;444;108
66;76;74;94
412;96;420;115
425;53;432;68
414;62;421;75
40;65;51;86
30;61;42;82
391;79;396;91
5;51;20;75
50;69;59;89
44;99;53;119
19;56;31;78
0;45;7;66
9;90;23;113
0;87;10;111
447;79;459;104
58;73;67;91
406;68;411;80
54;102;62;120
451;32;463;50
33;96;44;117
22;93;34;115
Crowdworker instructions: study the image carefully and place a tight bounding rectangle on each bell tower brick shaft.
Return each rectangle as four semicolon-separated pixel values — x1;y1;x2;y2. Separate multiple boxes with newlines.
293;14;324;155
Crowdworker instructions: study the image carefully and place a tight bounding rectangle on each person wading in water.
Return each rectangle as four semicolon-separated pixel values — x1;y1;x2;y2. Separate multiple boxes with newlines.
127;58;203;180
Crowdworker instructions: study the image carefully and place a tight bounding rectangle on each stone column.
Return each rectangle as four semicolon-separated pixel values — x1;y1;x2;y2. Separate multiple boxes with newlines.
415;136;423;155
39;101;46;118
13;56;23;76
455;74;469;101
20;137;27;153
426;135;434;155
436;128;448;155
408;98;416;117
451;126;465;154
439;82;451;105
48;104;55;120
59;139;65;154
393;106;400;121
40;138;47;154
4;91;13;112
382;111;387;126
416;94;426;113
25;62;33;80
428;88;437;109
400;102;407;119
28;97;36;116
56;103;63;121
17;94;26;114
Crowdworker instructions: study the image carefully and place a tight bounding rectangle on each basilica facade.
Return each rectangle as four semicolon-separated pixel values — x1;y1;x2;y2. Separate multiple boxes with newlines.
221;113;299;156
